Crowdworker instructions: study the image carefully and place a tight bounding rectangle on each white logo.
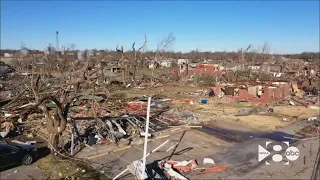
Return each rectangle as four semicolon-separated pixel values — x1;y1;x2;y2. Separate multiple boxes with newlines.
258;141;300;165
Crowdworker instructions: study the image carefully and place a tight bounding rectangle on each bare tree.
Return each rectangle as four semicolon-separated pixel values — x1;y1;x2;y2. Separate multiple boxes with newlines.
260;42;271;61
189;47;201;63
28;63;100;150
237;44;251;70
132;34;147;82
116;44;125;85
47;43;56;54
156;33;176;56
29;73;73;150
65;43;76;52
70;43;76;51
151;33;176;83
246;47;259;63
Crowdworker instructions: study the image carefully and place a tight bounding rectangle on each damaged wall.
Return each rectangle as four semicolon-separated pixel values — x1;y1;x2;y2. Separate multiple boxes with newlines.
216;83;291;104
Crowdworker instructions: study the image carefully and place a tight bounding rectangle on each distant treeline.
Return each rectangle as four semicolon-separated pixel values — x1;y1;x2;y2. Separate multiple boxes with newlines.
282;52;320;61
1;49;319;62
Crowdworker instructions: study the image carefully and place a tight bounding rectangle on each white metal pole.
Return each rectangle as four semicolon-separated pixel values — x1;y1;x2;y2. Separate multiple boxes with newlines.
112;139;170;180
141;97;151;179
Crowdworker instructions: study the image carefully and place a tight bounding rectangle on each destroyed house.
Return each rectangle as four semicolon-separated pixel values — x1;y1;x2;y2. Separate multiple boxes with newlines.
214;82;291;104
179;62;188;74
149;61;160;69
247;64;261;71
223;62;242;71
103;66;122;73
98;61;123;74
269;64;282;72
177;59;189;65
260;64;282;73
160;60;173;68
187;63;216;75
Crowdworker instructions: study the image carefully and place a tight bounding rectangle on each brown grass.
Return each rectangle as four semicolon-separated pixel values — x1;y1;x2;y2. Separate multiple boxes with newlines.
36;155;110;180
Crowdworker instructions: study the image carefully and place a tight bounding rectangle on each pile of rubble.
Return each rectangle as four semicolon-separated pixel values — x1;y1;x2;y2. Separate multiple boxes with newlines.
59;115;162;153
160;108;201;124
285;95;319;107
297;115;320;137
1;83;202;155
0;61;16;80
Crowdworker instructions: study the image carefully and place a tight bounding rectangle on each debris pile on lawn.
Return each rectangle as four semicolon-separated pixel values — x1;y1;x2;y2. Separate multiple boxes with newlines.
1;83;189;154
68;115;160;146
176;90;207;97
234;108;258;116
160;108;200;124
124;98;169;116
286;96;319;107
297;116;320;137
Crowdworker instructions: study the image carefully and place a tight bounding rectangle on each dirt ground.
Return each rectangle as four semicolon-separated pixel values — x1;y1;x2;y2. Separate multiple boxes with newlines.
0;153;109;180
122;84;319;132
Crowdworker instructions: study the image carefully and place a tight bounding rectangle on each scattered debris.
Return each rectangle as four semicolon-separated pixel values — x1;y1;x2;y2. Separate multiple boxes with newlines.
0;122;14;138
0;61;16;80
308;115;319;121
113;139;170;179
282;118;290;122
297;125;319;137
267;108;274;114
163;163;188;180
201;99;208;104
161;108;200;124
127;160;148;179
308;106;320;110
289;101;296;106
159;158;227;178
203;158;215;164
235;108;257;116
208;89;215;97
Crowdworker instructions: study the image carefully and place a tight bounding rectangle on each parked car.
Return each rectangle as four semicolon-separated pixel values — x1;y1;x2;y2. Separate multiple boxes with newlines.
0;139;37;169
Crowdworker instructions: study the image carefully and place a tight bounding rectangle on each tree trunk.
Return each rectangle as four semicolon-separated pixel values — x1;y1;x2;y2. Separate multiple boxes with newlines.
133;60;137;82
47;130;60;150
126;64;129;80
151;65;155;84
45;111;67;151
133;53;137;82
122;59;126;86
122;67;125;85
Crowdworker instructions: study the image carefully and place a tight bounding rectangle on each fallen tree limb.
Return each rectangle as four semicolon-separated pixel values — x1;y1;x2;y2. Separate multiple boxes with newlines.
2;89;28;108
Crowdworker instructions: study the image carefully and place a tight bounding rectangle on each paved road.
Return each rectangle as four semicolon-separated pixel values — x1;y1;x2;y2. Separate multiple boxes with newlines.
76;127;234;179
2;121;317;180
201;120;320;179
76;120;319;179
